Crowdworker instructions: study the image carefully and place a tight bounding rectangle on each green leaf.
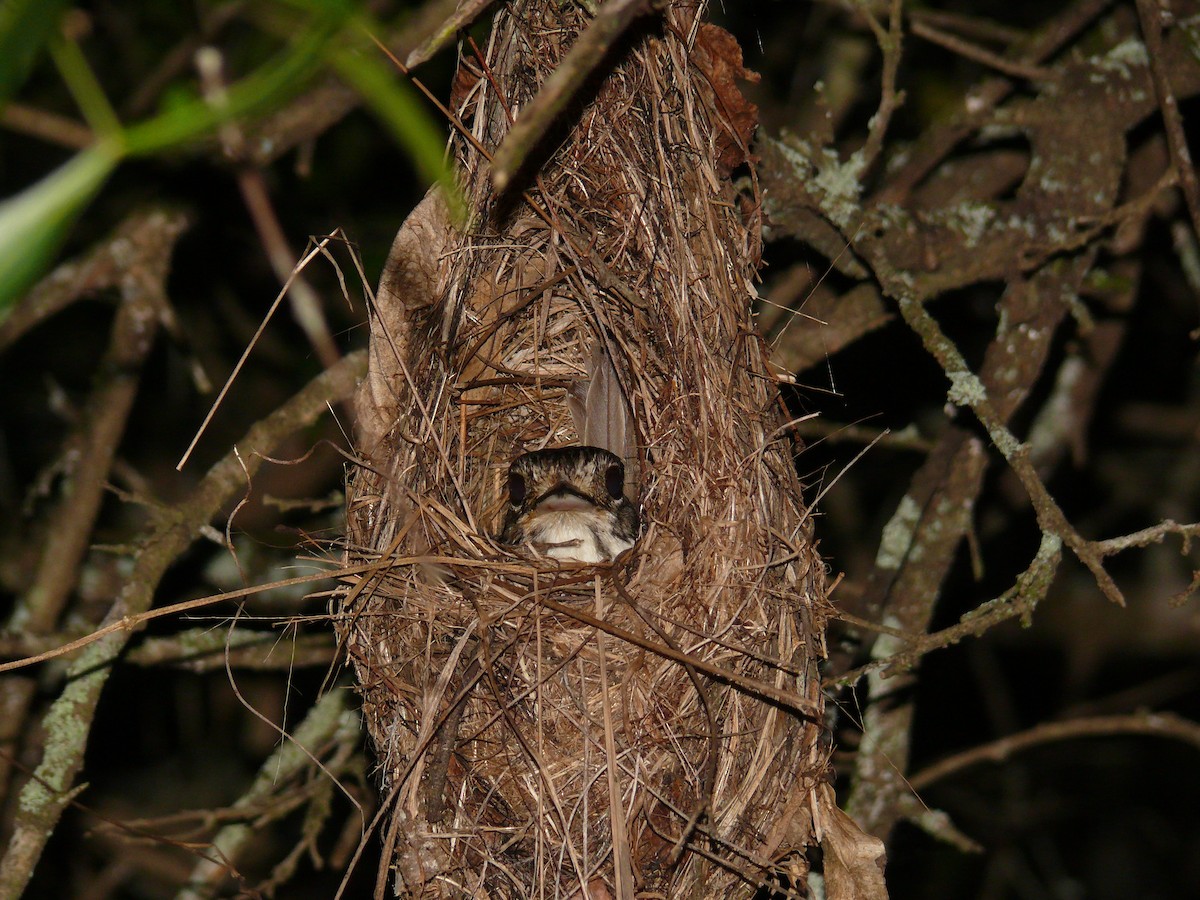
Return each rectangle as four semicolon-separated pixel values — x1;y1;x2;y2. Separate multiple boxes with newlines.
48;30;121;137
0;141;120;319
0;0;71;108
0;12;339;318
326;41;458;213
122;14;336;156
275;0;459;212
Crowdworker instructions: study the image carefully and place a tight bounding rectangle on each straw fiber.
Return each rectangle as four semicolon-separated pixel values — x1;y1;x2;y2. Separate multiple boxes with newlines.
341;1;830;895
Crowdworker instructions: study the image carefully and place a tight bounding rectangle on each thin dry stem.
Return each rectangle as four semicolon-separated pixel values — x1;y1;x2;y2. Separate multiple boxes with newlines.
340;1;829;896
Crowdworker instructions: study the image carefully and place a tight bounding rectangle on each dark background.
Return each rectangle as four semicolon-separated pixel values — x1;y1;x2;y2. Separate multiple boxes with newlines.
2;1;1198;897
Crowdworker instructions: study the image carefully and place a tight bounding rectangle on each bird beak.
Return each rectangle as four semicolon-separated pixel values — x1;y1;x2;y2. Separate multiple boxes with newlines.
533;485;596;512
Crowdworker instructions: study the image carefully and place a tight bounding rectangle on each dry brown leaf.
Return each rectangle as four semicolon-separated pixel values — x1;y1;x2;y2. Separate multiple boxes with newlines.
691;22;760;175
818;783;889;900
356;186;450;456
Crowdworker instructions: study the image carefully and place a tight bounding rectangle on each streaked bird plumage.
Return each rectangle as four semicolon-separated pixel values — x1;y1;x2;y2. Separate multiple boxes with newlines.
567;339;638;497
500;446;639;563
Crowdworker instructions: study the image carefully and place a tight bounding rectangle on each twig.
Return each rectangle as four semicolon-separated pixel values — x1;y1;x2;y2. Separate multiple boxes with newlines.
0;560;375;675
794;419;932;453
0;350;365;898
405;0;496;69
842;262;1083;839
909;712;1200;792
0;207;190;804
895;295;1125;605
910;18;1054;82
842;431;989;837
196;46;341;370
908;9;1025;46
857;0;904;172
491;0;660;192
827;531;1063;689
0;208;190;352
122;0;246;117
125;629;337;670
176;234;349;471
13;217;181;635
1135;0;1200;244
878;0;1116;201
242;0;466;167
2;262;170;800
175;689;358;899
1094;518;1200;557
0;102;93;149
0;633;89;660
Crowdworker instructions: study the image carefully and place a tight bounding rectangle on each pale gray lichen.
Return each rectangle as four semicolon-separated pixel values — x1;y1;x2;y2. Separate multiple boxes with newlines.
19;673;93;813
871;201;909;232
1039;174;1068;194
1089;37;1148;82
1028;355;1085;462
930;201;997;248
769;134;815;177
812;148;866;229
875;494;922;571
1004;212;1038;239
947;369;986;407
885;144;912;174
996;305;1011;335
977;122;1023;142
870;614;908;664
887;269;916;292
766;134;867;229
991;428;1025;459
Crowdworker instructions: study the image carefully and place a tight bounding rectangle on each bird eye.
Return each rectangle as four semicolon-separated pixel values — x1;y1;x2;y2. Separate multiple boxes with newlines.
604;463;624;499
507;472;527;507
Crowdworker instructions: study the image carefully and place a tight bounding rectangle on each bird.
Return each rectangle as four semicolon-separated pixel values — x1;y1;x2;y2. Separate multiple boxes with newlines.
499;446;639;563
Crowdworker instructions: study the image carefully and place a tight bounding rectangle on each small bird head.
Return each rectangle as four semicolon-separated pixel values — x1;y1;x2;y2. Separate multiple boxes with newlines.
499;446;638;563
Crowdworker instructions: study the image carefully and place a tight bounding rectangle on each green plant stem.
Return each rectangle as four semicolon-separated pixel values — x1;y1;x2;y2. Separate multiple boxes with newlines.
48;32;121;139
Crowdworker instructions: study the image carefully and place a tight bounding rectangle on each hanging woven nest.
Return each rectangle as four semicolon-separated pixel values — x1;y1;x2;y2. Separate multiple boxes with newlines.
341;1;832;895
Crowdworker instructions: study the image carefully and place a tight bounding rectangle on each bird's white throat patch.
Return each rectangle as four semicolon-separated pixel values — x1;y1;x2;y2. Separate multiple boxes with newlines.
526;508;631;563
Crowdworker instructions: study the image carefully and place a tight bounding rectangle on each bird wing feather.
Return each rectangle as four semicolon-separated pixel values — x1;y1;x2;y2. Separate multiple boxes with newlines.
569;339;639;495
